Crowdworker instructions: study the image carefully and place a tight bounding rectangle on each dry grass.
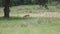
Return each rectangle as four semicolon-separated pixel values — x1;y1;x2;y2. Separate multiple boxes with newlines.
0;5;60;17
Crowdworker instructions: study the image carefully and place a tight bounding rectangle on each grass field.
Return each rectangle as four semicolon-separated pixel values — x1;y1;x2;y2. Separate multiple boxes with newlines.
0;5;60;14
0;17;60;34
0;5;60;34
0;5;60;17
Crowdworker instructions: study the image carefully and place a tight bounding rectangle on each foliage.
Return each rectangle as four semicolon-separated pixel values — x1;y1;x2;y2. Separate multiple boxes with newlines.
0;0;60;7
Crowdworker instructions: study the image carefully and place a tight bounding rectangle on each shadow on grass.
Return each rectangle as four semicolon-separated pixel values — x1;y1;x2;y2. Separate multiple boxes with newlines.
0;17;60;21
0;17;36;20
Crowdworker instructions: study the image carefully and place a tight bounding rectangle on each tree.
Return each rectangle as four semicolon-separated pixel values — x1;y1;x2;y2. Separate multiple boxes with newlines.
38;0;49;9
19;0;24;5
4;0;10;18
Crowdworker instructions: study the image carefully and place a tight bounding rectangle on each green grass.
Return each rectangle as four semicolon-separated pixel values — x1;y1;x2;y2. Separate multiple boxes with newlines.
0;5;60;34
0;17;60;34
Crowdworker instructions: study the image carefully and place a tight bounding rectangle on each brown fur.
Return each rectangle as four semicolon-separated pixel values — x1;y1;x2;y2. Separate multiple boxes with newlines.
24;15;30;17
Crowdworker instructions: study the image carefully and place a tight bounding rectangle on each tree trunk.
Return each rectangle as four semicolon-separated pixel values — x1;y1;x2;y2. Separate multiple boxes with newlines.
4;0;10;18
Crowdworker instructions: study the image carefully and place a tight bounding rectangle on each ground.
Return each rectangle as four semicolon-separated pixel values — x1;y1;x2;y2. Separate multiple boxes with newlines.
0;5;60;34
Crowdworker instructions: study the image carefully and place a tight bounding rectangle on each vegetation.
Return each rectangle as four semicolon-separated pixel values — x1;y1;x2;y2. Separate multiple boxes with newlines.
0;0;60;6
0;0;60;34
0;17;60;34
0;0;60;18
0;0;49;18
